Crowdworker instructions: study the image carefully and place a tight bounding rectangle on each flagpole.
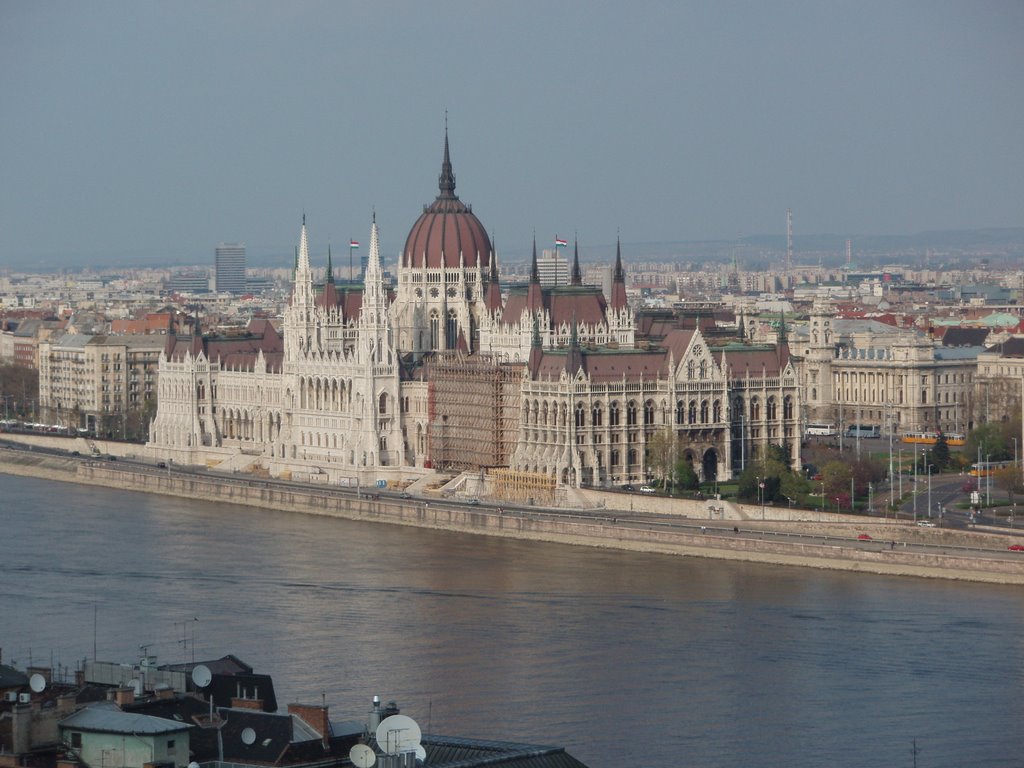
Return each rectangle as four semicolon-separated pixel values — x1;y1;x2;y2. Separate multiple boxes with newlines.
349;240;354;282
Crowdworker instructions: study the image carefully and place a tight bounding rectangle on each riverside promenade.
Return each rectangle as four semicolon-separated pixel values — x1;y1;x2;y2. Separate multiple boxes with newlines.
4;441;1024;585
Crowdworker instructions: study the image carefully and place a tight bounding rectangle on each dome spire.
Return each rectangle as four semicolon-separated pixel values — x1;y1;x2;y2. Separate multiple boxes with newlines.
438;115;457;199
571;234;582;286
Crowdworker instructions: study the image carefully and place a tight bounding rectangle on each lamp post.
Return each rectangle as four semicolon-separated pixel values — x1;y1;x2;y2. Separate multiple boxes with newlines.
927;464;934;519
913;446;918;522
820;481;825;513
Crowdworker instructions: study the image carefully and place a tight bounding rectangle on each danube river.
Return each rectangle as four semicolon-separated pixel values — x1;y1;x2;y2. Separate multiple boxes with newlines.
3;474;1022;767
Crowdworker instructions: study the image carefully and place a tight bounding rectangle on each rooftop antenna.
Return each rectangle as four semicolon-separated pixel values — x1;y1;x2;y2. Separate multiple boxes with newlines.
786;208;793;272
846;238;852;269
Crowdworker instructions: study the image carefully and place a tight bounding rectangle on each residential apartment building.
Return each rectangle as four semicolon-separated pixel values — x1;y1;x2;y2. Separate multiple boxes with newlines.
38;333;165;436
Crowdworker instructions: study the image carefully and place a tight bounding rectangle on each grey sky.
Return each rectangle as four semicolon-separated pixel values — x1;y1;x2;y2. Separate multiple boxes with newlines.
1;1;1022;267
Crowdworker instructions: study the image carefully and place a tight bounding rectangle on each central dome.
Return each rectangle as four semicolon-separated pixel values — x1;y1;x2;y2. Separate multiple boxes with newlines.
402;133;492;270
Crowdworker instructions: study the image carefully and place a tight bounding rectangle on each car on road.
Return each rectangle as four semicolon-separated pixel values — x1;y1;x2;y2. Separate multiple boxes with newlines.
399;492;412;499
857;533;872;541
621;484;635;491
156;461;167;468
466;498;480;505
916;521;936;528
1008;544;1024;552
639;485;655;494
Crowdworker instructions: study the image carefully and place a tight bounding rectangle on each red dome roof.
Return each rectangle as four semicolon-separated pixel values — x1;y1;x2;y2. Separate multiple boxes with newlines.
402;134;491;270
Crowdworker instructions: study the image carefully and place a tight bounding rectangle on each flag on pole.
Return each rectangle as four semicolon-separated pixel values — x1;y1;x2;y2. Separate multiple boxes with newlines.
349;240;360;249
554;237;568;248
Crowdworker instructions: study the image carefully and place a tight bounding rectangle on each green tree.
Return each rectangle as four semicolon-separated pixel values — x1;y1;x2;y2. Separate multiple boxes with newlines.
645;429;677;489
930;433;951;471
822;460;853;498
966;422;1012;462
675;459;700;490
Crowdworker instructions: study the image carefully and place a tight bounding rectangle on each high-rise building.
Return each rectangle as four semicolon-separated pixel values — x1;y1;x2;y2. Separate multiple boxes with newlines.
536;249;569;287
215;243;246;293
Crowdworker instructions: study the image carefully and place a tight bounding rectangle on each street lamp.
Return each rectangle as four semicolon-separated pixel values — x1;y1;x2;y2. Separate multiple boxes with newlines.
820;481;825;513
927;464;934;519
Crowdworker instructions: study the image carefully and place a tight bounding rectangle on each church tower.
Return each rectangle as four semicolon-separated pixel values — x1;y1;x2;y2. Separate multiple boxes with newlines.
803;302;835;424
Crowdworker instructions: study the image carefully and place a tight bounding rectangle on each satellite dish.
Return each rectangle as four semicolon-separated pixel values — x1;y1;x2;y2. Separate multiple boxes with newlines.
415;744;427;762
29;674;46;693
349;743;376;768
241;727;256;746
191;664;212;688
189;763;201;768
375;714;422;755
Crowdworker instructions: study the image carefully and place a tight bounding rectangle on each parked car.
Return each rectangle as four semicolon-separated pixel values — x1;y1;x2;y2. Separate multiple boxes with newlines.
621;484;635;491
1008;544;1024;552
466;498;480;505
639;485;655;494
857;533;872;541
916;521;936;528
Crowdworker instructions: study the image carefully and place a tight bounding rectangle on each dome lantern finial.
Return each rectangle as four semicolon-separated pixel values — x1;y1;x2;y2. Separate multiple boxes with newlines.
438;119;457;199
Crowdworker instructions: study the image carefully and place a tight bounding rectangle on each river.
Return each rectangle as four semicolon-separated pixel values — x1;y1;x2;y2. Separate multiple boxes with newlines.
2;474;1022;767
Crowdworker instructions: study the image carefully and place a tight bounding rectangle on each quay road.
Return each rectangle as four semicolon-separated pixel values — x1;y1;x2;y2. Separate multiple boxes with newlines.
6;438;1024;568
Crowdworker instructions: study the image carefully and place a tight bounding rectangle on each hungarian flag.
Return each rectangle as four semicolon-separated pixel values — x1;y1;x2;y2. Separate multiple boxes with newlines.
349;240;360;249
554;237;568;248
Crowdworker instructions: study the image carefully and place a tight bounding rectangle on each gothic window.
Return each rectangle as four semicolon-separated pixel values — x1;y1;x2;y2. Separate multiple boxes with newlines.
688;400;697;424
627;448;638;466
592;403;603;427
610;448;620;466
699;360;708;380
627;401;638;426
446;310;458;350
767;397;777;420
644;400;655;425
610;401;620;427
700;400;709;423
713;399;721;422
575;402;585;429
379;393;387;415
783;396;793;420
921;389;927;404
676;400;685;424
750;397;761;421
686;360;695;379
429;311;440;350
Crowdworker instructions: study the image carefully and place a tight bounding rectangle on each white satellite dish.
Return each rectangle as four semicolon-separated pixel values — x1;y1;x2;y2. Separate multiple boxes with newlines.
375;714;422;755
189;762;201;768
349;743;376;768
29;674;46;693
191;664;212;688
415;744;427;762
241;727;256;746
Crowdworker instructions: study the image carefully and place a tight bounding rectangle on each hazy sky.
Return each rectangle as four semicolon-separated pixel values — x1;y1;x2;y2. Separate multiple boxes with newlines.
1;1;1022;268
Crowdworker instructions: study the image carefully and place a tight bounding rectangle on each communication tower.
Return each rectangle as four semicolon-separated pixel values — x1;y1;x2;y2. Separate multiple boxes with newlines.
786;208;793;271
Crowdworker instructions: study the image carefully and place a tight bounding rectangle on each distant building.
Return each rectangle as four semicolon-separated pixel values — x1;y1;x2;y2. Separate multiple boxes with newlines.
215;243;247;294
166;270;211;294
536;249;569;287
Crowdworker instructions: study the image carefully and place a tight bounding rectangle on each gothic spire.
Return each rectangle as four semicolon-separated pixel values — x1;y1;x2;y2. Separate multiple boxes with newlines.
530;234;539;283
326;244;333;283
438;120;456;199
613;236;624;282
610;234;628;310
571;236;582;286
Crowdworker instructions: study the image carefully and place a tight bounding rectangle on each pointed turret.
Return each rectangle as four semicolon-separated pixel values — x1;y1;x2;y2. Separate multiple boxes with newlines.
528;315;544;376
571;236;582;286
527;233;544;311
326;244;333;283
610;236;628;310
565;313;583;376
484;236;503;312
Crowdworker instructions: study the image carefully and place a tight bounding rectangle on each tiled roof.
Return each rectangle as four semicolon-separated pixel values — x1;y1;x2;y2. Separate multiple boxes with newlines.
423;735;590;768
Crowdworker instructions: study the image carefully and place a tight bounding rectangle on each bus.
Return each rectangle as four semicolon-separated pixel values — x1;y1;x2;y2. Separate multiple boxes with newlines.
846;424;881;438
901;431;966;447
969;460;1012;478
806;423;837;437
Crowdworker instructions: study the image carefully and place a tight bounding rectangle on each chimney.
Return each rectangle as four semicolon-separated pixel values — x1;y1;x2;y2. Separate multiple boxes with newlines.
231;697;263;711
114;686;135;707
368;695;382;734
288;703;330;749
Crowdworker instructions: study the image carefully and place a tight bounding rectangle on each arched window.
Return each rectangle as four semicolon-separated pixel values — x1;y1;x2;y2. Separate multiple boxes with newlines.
688;400;697;424
676;400;685;424
699;360;708;380
609;401;620;426
783;396;793;420
592;402;603;427
713;399;721;422
429;311;440;350
686;360;695;379
627;448;638;466
379;393;387;415
733;396;744;421
700;400;709;423
767;397;777;420
575;402;585;429
446;310;458;350
627;401;638;426
750;397;761;421
610;448;620;467
644;400;655;425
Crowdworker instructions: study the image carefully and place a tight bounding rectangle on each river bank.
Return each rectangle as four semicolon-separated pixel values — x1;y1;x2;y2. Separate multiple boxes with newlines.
4;449;1023;585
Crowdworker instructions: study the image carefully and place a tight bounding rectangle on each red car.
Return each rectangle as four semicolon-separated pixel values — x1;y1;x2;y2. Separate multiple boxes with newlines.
1008;544;1024;552
857;533;873;541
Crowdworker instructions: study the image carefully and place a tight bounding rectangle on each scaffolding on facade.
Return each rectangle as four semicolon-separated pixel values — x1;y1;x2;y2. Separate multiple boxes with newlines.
426;352;522;471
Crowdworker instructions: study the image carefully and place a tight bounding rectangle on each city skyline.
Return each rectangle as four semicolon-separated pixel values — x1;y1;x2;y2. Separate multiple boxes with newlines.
2;2;1023;268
